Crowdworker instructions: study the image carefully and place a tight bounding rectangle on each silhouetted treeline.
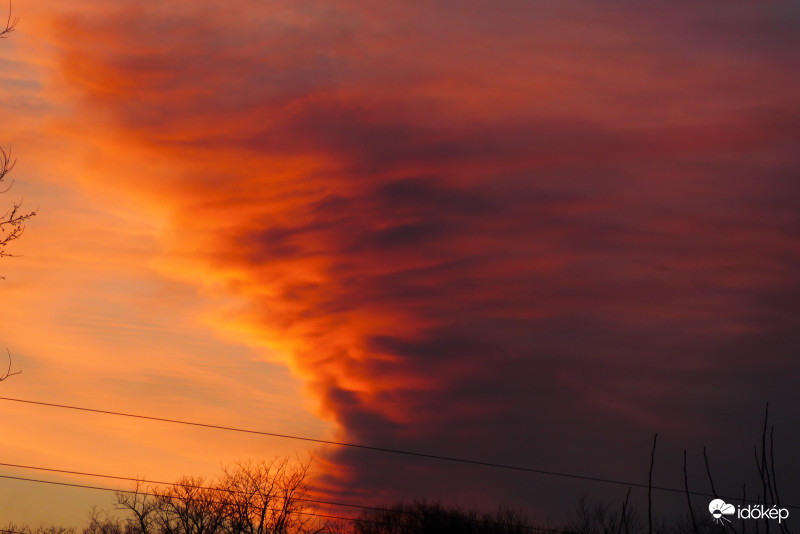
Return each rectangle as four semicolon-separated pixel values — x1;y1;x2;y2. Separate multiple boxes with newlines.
2;492;792;534
3;411;794;534
353;500;538;534
0;496;753;534
83;456;334;534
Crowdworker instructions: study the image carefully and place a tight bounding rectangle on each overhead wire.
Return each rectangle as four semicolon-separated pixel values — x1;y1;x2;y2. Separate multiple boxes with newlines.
0;395;788;507
0;472;574;534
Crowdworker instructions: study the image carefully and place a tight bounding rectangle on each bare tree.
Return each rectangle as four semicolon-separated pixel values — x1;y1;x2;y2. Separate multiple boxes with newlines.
0;3;35;266
153;476;229;534
112;457;331;534
114;479;162;534
221;457;325;534
1;524;76;534
84;507;125;534
0;146;36;263
0;1;17;38
0;348;20;381
354;499;537;534
0;1;34;381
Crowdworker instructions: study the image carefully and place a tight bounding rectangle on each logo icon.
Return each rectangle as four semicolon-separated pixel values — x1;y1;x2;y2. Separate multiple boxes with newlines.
709;499;736;524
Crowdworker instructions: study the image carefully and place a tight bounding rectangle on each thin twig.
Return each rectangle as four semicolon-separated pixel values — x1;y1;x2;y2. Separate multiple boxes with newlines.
617;487;631;534
742;484;747;534
0;349;21;381
648;433;657;534
684;450;699;534
0;146;37;264
761;403;771;534
769;427;789;534
0;1;16;38
703;446;719;499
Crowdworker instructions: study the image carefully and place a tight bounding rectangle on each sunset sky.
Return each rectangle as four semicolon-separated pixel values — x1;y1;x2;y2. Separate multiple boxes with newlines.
2;0;800;528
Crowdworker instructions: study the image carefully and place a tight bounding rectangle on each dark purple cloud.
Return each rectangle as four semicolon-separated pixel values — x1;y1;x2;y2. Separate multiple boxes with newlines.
54;0;800;520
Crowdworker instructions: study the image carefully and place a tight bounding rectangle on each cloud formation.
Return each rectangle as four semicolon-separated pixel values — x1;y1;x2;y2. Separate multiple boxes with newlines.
44;0;800;515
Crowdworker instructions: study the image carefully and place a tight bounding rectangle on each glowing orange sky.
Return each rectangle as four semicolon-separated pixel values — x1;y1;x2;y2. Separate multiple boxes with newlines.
2;0;800;527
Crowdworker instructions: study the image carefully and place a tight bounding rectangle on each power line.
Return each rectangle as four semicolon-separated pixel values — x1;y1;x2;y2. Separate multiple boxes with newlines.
0;460;400;515
0;472;383;529
0;396;789;508
0;472;573;534
0;472;356;523
0;462;570;533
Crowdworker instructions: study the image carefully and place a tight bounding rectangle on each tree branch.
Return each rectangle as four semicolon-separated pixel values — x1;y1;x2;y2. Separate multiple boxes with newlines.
0;349;21;382
0;1;16;39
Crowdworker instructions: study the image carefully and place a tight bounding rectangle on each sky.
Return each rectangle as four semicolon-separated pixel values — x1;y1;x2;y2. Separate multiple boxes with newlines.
1;0;800;528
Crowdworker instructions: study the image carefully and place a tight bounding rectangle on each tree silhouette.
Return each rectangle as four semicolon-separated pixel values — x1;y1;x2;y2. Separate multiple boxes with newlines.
1;146;36;262
0;1;16;38
1;3;35;266
0;349;21;382
353;500;536;534
0;2;33;381
109;457;331;534
221;457;321;534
